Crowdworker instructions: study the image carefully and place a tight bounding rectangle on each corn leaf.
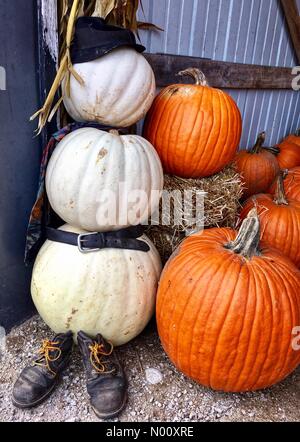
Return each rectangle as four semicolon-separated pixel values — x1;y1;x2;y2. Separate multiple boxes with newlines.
92;0;115;18
137;21;163;31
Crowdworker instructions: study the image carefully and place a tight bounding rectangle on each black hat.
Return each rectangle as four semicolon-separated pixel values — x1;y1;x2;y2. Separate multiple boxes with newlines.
70;17;146;64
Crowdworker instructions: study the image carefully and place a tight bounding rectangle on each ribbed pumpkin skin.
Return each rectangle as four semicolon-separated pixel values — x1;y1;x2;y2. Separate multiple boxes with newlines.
62;48;155;127
240;194;300;267
157;229;300;391
46;128;163;231
32;225;162;345
277;135;300;169
234;150;279;199
269;167;300;201
143;84;242;178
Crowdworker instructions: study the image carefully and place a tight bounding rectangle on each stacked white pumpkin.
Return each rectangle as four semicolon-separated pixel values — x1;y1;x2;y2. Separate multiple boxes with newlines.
31;47;163;345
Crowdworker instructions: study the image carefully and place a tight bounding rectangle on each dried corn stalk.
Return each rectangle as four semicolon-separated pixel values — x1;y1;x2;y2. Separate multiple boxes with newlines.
31;0;84;133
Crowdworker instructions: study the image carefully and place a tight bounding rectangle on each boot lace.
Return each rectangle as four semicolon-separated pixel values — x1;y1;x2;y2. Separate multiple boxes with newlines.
33;340;62;375
89;342;116;375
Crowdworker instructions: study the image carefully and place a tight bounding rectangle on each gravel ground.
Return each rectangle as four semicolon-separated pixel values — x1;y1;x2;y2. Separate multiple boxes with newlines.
0;315;299;422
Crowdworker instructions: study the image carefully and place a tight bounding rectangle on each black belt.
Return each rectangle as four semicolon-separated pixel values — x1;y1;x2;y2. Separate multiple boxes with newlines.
46;225;150;253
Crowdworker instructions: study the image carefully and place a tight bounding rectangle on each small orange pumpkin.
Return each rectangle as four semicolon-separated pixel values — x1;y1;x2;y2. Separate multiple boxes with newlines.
276;129;300;169
269;167;300;202
157;209;300;392
143;68;242;178
240;172;300;267
234;132;280;199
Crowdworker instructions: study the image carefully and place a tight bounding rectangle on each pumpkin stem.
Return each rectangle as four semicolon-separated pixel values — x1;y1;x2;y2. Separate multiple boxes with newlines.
273;170;289;206
250;132;266;154
249;132;280;155
264;146;280;155
109;129;120;136
177;68;209;86
225;208;261;259
295;128;300;137
270;145;281;155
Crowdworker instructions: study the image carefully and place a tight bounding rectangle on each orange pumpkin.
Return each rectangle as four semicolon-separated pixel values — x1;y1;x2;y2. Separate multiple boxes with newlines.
240;172;300;267
269;167;300;202
276;129;300;169
157;209;300;392
143;68;242;178
234;132;280;199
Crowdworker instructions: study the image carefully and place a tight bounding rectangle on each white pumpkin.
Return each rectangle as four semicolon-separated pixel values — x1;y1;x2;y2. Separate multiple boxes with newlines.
45;128;163;231
62;47;156;127
31;225;162;345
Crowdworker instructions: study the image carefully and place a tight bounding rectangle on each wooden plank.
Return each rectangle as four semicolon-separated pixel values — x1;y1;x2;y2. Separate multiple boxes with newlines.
280;0;300;64
144;53;294;90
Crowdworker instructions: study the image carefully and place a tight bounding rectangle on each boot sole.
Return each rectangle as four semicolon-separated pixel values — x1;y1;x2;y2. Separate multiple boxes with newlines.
12;376;59;409
91;392;128;420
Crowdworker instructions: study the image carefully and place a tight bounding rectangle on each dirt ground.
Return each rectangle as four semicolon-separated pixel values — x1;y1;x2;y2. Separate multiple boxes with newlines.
0;315;299;422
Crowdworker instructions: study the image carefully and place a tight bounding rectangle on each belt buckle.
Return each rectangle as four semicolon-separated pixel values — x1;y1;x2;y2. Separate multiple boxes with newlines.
77;232;102;253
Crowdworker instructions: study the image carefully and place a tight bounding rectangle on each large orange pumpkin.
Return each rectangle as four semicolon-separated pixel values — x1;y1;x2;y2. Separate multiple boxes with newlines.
143;68;242;178
240;173;300;267
234;132;280;199
157;210;300;392
276;129;300;169
269;167;300;202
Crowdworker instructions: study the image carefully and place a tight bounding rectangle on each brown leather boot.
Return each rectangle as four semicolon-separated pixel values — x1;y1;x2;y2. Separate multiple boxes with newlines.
77;331;127;419
12;331;73;408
